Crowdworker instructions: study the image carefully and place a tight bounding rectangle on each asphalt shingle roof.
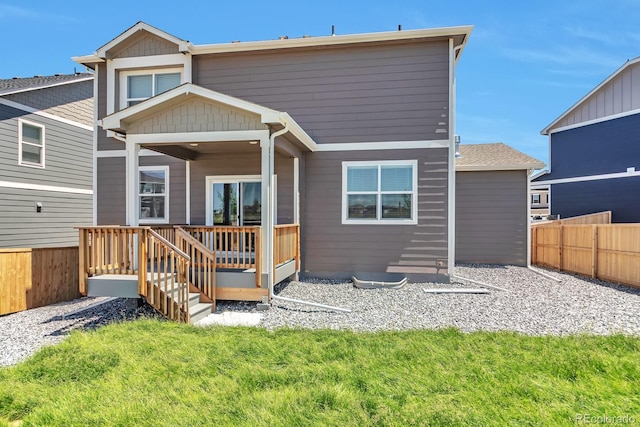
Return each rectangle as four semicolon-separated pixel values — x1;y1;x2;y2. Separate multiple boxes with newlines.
456;142;545;170
0;73;93;96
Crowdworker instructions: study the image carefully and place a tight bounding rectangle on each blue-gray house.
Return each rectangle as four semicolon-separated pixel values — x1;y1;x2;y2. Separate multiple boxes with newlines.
533;57;640;223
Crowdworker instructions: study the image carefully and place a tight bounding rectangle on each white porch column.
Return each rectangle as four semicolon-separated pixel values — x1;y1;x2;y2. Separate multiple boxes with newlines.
260;136;273;290
293;157;300;224
126;141;140;226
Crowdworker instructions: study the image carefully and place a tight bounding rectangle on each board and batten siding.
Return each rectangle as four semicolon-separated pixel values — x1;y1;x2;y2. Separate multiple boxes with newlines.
551;61;640;131
301;148;449;282
189;151;294;225
0;104;92;248
455;170;528;266
193;40;450;143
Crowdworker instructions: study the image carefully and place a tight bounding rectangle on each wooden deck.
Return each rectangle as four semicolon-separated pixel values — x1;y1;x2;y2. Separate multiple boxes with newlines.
78;224;300;323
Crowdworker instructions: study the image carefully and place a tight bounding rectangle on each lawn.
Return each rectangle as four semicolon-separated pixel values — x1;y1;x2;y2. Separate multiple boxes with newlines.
1;320;639;426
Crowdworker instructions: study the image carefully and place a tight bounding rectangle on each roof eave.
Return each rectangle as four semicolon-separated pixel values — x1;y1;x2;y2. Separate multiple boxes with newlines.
456;164;546;172
190;25;473;56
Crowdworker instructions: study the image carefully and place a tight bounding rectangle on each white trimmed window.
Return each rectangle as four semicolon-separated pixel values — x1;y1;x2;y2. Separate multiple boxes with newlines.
342;160;418;225
18;119;45;168
119;68;182;109
139;166;169;224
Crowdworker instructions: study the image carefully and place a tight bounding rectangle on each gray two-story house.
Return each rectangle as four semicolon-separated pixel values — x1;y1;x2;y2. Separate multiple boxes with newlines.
0;74;93;248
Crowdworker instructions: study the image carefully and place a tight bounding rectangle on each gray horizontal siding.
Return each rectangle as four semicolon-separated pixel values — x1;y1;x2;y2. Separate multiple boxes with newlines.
96;63;121;151
194;41;450;143
96;157;126;225
0;187;91;248
0;104;92;189
455;170;528;266
189;151;293;225
96;155;187;225
301;148;449;281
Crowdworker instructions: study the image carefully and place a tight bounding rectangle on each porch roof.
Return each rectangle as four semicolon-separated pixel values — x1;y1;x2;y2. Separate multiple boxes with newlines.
100;83;317;152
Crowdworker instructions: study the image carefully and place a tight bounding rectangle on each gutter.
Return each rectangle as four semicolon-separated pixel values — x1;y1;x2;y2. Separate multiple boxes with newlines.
266;119;350;313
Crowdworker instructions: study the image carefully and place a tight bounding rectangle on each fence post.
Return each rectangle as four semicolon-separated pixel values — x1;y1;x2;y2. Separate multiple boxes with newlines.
558;225;564;271
531;226;537;265
592;225;598;279
78;229;87;296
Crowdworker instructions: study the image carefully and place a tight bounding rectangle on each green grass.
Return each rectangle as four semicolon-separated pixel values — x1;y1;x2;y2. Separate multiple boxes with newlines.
1;321;639;426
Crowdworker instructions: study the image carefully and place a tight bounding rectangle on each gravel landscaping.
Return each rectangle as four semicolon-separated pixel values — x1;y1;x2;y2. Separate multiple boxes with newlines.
2;264;640;366
259;265;640;335
0;297;160;367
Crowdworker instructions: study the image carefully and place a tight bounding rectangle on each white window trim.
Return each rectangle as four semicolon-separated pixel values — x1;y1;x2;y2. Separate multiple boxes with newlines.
138;165;170;224
205;175;276;226
106;53;192;116
18;118;45;169
342;160;418;225
119;67;183;110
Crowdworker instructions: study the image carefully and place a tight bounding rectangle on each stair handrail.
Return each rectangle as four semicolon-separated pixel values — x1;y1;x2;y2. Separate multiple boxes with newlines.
143;228;192;323
175;227;217;308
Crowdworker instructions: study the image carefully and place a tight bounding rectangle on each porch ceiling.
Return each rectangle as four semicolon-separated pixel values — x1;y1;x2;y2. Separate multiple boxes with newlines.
144;140;261;160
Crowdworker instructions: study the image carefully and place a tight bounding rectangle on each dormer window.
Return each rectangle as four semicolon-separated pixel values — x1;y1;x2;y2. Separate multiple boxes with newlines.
119;68;182;109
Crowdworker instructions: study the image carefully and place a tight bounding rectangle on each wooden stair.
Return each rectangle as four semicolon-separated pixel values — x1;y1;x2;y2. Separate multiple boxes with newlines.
150;273;213;324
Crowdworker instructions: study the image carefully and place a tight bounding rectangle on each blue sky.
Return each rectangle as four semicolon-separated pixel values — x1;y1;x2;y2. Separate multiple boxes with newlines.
1;0;638;165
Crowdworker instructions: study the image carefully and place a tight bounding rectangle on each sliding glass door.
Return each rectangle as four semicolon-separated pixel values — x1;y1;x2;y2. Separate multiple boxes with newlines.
207;176;263;226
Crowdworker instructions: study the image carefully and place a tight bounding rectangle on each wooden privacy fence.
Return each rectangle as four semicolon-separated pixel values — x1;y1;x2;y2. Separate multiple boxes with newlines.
535;211;612;226
0;247;80;315
531;223;640;288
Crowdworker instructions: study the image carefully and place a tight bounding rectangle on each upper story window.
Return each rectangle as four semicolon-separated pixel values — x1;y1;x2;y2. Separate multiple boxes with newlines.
532;194;541;204
18;119;45;168
342;160;418;225
119;68;182;109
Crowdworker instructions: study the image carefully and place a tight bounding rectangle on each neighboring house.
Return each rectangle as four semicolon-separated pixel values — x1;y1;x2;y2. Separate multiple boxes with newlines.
455;143;545;266
530;186;549;218
534;57;640;223
0;74;94;248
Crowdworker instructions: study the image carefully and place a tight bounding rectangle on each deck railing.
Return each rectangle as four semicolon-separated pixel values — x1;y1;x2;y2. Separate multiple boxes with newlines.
182;226;262;288
78;226;191;322
80;224;300;304
274;224;300;272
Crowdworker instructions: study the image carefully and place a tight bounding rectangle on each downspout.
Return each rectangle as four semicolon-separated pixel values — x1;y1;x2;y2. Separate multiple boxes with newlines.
267;119;351;313
448;40;464;277
447;40;513;291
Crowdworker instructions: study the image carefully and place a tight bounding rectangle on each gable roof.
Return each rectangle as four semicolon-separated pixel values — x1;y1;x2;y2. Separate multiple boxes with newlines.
541;56;640;135
0;73;93;96
101;83;317;151
96;21;192;58
455;143;545;171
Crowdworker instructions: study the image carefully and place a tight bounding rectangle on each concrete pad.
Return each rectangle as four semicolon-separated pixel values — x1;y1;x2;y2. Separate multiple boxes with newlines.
195;311;263;327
